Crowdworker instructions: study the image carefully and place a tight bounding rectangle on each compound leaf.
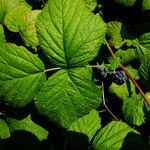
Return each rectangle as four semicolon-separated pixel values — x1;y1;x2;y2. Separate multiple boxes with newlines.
0;43;46;107
35;68;101;128
93;121;137;150
7;115;48;141
36;0;106;67
69;109;101;141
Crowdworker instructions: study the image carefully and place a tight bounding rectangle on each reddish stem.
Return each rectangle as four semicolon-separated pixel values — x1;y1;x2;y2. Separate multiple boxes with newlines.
119;64;150;106
104;39;150;106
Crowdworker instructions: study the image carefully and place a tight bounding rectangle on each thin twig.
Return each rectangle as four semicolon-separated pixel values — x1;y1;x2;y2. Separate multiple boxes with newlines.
102;81;119;120
98;110;107;113
44;67;61;73
104;39;150;106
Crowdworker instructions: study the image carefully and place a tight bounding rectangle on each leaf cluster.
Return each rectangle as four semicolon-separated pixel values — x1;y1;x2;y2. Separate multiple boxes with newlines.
0;0;150;150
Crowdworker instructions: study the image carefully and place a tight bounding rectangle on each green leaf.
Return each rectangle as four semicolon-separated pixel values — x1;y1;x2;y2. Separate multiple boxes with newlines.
107;21;134;49
82;0;97;10
139;32;150;50
139;56;150;91
73;66;93;80
135;33;150;62
7;115;48;141
0;43;46;107
144;92;150;112
107;21;125;48
93;121;137;150
0;24;5;42
20;10;41;49
135;45;150;62
69;109;101;141
107;57;120;71
108;80;136;101
122;94;145;126
35;68;101;128
36;0;106;67
126;65;139;80
4;6;40;49
0;119;10;139
0;0;31;23
4;5;31;32
142;0;150;11
115;48;136;65
107;21;138;49
114;0;136;6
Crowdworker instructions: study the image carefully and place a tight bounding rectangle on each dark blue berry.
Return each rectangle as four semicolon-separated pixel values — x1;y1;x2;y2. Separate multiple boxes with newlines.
112;70;127;85
97;67;108;78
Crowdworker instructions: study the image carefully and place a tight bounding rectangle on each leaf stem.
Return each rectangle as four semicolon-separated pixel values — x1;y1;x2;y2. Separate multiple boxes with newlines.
104;39;150;106
102;81;119;120
44;67;61;73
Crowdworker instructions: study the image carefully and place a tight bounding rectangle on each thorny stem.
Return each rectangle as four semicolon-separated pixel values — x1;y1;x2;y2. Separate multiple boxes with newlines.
104;39;150;106
102;81;119;120
44;67;61;73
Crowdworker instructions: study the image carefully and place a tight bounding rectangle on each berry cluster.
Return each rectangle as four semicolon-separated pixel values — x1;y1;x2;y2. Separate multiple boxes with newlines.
97;67;127;85
112;70;127;85
97;67;108;78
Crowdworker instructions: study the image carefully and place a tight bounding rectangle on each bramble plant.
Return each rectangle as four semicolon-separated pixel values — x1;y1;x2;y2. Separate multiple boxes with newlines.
0;0;150;150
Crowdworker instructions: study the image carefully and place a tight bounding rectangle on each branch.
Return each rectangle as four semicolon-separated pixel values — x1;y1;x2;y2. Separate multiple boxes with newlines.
104;39;150;106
